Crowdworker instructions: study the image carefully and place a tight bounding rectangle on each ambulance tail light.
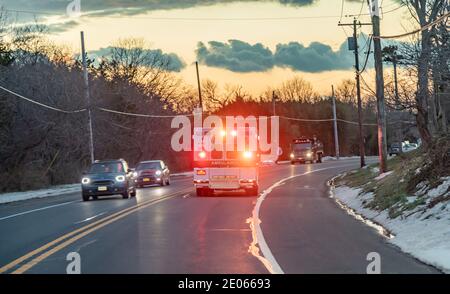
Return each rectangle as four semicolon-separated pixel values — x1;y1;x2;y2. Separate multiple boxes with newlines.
196;169;207;175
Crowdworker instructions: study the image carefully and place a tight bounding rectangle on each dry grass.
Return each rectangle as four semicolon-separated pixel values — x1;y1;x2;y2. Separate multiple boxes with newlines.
337;135;450;218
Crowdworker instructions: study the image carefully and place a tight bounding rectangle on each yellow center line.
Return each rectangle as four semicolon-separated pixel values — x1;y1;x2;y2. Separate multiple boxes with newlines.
1;188;192;274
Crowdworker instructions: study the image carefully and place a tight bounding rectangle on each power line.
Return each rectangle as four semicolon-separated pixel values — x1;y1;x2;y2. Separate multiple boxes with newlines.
0;85;87;114
345;3;406;18
375;12;450;39
359;35;373;73
340;0;346;22
356;0;365;20
359;74;376;96
97;107;193;118
280;115;377;126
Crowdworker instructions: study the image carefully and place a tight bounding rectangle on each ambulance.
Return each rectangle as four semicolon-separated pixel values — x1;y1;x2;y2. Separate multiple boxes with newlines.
193;127;259;197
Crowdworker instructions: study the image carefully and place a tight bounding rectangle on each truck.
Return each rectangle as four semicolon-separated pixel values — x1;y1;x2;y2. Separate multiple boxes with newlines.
290;137;324;164
193;127;259;197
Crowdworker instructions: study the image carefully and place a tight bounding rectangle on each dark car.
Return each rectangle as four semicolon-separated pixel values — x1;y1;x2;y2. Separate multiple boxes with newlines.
134;160;170;188
81;159;136;201
388;142;402;156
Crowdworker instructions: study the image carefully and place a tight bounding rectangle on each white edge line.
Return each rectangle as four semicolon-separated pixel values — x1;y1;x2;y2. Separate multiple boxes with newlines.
0;200;79;221
248;164;358;274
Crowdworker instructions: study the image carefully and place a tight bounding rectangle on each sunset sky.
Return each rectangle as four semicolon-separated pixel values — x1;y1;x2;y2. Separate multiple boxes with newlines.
2;0;414;95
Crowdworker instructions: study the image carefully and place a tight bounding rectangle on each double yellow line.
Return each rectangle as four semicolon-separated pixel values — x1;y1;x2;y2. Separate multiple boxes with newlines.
0;188;191;274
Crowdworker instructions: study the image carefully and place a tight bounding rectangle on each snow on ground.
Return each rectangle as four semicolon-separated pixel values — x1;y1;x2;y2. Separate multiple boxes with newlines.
0;171;194;204
375;171;394;180
322;156;363;161
0;184;81;204
332;178;450;273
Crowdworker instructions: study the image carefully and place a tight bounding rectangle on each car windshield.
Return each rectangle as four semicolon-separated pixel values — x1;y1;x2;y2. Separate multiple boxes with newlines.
137;162;161;170
89;162;123;173
293;143;311;151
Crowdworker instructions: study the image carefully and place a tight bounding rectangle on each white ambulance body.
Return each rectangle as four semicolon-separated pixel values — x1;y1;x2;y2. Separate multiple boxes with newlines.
193;127;259;197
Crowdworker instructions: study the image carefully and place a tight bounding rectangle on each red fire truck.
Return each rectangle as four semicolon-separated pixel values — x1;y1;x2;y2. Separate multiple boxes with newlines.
193;127;259;197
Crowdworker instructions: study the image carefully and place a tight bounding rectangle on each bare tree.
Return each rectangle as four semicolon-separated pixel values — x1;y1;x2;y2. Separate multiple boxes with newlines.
277;76;316;102
335;79;356;104
402;0;446;147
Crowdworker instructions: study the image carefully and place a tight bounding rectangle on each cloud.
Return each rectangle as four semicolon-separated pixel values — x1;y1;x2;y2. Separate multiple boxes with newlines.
47;20;79;33
196;40;274;72
2;0;320;20
274;41;354;72
90;47;186;72
196;36;374;73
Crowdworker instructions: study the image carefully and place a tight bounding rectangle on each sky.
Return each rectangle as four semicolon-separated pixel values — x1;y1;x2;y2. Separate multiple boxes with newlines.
1;0;413;95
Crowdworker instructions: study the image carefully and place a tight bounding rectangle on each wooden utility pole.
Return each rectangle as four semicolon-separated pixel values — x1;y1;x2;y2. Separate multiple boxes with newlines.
331;85;340;160
80;31;95;163
195;61;203;110
338;19;371;168
272;91;276;116
368;0;388;173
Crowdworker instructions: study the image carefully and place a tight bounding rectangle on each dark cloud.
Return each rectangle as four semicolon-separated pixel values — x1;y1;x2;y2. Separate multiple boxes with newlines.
196;40;274;72
274;41;354;72
196;35;374;73
90;47;186;72
47;20;79;33
2;0;319;20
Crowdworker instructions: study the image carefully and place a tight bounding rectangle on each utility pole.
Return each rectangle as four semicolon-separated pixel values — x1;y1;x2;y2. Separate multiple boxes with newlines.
393;55;399;102
368;0;388;173
338;18;371;168
195;61;203;110
331;85;340;160
272;90;276;116
80;31;95;164
382;45;402;104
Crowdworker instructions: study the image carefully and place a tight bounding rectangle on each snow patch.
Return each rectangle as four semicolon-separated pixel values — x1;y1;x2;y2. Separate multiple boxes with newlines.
332;180;450;273
427;177;450;198
375;171;393;180
0;184;81;204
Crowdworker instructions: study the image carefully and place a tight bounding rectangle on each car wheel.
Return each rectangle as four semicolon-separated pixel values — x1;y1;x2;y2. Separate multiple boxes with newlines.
122;191;129;199
82;194;90;201
317;154;322;163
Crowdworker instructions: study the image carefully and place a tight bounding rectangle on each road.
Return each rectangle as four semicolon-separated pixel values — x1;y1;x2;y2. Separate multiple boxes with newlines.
0;159;439;274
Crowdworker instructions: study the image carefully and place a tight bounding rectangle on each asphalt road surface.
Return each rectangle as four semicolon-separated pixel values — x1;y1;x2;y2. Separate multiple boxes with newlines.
0;159;439;274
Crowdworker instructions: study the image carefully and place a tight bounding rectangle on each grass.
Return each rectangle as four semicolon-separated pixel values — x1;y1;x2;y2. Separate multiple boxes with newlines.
336;148;429;218
337;135;449;219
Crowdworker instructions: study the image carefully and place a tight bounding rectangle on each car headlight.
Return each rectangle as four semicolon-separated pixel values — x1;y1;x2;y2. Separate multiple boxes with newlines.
155;170;162;176
290;153;295;158
81;177;90;184
115;175;126;182
306;152;312;158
